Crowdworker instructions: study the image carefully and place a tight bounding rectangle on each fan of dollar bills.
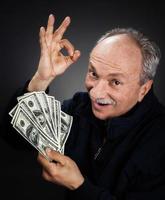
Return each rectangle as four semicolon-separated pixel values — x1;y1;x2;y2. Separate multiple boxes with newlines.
9;91;73;161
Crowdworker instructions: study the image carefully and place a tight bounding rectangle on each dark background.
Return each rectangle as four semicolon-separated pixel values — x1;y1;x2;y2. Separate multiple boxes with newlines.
0;0;164;199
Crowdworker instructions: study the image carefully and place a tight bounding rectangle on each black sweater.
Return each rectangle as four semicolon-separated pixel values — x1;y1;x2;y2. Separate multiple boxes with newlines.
62;88;165;200
1;85;165;200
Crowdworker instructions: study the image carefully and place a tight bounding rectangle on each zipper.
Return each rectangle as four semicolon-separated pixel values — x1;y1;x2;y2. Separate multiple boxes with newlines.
93;120;109;160
94;135;107;160
94;147;102;160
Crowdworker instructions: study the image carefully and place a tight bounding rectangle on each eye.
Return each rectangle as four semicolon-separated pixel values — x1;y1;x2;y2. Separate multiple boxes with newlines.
90;71;97;77
88;69;98;79
111;79;121;86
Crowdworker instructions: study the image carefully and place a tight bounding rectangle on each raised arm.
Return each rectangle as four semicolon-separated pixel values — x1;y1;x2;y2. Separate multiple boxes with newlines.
28;14;80;92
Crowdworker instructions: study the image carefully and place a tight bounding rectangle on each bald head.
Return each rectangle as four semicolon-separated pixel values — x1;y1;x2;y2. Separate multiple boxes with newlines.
90;34;143;80
94;28;161;85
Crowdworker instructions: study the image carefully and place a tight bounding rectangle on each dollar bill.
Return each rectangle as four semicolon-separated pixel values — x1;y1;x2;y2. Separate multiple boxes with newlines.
17;93;56;142
59;111;73;152
13;107;58;161
14;100;59;147
47;95;57;135
9;104;18;117
54;99;61;141
9;91;73;156
35;92;56;135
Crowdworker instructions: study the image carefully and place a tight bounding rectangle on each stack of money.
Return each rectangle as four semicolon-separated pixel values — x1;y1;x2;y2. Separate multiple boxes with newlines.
9;91;73;161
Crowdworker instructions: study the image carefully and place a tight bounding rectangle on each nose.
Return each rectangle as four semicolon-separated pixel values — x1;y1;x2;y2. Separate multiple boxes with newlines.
90;79;109;99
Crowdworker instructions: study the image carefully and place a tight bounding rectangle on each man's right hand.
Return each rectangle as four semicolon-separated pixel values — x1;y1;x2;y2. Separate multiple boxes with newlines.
28;14;80;92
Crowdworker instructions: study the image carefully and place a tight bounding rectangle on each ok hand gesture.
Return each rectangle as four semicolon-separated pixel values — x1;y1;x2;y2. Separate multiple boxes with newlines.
28;14;80;91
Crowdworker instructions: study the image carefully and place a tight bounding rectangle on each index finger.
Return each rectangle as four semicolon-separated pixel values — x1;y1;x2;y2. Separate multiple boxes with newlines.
46;148;66;166
53;16;71;41
37;153;57;174
46;14;55;35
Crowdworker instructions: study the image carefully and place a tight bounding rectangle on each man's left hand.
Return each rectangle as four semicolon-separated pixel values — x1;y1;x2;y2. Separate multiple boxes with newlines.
37;149;84;190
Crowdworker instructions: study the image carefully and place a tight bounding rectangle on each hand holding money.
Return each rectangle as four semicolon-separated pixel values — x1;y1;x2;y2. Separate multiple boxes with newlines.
28;14;81;92
37;148;84;190
9;91;73;161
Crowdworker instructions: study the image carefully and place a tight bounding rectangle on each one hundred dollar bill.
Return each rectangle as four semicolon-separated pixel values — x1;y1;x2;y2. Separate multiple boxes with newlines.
12;107;59;161
59;111;73;152
17;93;56;143
9;91;73;155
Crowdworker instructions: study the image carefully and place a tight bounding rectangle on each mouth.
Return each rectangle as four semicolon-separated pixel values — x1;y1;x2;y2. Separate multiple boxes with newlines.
92;100;114;110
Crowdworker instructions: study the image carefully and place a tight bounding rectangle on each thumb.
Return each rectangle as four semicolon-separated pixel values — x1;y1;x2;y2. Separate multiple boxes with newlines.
65;50;81;67
46;148;65;165
72;50;81;62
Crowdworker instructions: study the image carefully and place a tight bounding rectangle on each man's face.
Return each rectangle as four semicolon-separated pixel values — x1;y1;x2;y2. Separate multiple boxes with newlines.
85;34;152;120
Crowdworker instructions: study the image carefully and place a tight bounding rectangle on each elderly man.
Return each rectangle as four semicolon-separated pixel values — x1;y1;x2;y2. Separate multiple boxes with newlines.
22;14;165;199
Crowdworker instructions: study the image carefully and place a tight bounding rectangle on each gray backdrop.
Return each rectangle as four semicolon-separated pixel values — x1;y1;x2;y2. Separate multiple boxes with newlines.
0;0;164;199
0;1;165;120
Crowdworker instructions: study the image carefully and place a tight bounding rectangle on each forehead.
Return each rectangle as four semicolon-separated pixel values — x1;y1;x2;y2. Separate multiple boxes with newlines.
90;35;142;76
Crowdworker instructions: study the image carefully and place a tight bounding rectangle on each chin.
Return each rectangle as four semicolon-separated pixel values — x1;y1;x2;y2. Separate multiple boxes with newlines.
92;109;111;120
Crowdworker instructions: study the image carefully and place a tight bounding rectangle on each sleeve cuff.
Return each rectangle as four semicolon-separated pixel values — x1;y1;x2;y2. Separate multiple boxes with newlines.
71;178;103;199
22;80;49;94
68;178;115;200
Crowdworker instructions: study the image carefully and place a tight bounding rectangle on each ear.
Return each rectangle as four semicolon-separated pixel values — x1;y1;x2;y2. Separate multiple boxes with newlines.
138;80;153;102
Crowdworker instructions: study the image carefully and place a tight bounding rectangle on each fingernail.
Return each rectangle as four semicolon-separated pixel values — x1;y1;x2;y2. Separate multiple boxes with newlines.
46;148;51;155
77;50;80;56
70;50;74;56
66;16;70;23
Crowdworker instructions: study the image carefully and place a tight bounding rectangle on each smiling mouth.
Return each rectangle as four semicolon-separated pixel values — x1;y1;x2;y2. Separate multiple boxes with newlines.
95;102;110;107
97;103;109;106
92;101;113;111
96;99;112;105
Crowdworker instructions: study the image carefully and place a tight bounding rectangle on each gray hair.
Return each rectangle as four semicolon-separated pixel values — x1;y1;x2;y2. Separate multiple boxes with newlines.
97;28;161;85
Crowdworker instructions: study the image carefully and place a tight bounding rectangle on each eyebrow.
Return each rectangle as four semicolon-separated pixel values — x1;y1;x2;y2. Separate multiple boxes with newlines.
89;62;126;79
89;64;97;73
